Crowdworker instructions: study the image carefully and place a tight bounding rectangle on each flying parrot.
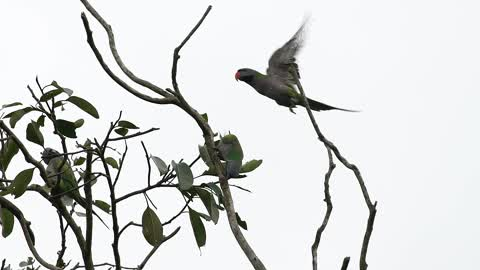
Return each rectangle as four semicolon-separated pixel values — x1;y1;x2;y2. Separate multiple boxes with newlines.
215;134;243;179
41;148;108;227
235;20;356;113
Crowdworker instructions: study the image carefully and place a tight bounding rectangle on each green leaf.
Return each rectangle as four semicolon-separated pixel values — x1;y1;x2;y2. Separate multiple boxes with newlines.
55;119;77;138
142;207;163;246
53;101;65;109
105;157;119;169
1;102;22;109
172;161;193;190
188;207;206;248
195;188;219;224
236;212;248;230
151;156;168;175
51;81;73;96
198;145;213;169
74;119;84;128
201;113;208;122
8;107;34;128
1;207;14;238
240;159;263;173
114;128;128;136
118;120;139;129
73;157;86;166
0;138;19;171
26;121;44;147
93;200;111;214
206;182;223;200
40;89;64;102
11;168;35;198
36;115;45;127
66;96;99;119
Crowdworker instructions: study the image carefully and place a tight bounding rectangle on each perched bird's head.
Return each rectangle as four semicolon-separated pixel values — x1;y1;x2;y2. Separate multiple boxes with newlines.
235;68;257;83
41;148;60;164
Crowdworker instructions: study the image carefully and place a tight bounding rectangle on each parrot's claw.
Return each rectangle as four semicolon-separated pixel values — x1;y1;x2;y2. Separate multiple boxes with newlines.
289;107;296;114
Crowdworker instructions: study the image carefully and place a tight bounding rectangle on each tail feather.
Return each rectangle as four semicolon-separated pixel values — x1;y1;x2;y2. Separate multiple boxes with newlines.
304;97;359;112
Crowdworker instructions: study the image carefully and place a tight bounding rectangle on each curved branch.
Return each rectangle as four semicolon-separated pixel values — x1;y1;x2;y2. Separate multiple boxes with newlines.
80;13;176;105
80;0;172;99
311;149;335;270
0;197;61;270
293;72;377;270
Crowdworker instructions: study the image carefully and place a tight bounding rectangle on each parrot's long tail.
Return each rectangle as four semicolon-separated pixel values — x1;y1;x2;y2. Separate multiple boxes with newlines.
303;97;359;112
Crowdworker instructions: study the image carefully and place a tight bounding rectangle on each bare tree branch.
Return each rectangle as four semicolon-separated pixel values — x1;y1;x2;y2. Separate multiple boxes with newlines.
79;0;173;99
311;149;336;270
83;151;94;270
137;227;181;270
341;257;350;270
108;128;159;142
293;71;377;270
0;196;61;270
80;13;176;105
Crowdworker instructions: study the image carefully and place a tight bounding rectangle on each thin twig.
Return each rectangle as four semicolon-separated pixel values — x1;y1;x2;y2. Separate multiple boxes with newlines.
162;195;193;226
312;149;335;270
118;221;142;238
293;71;377;270
137;227;181;270
140;141;152;187
108;128;159;142
341;257;351;270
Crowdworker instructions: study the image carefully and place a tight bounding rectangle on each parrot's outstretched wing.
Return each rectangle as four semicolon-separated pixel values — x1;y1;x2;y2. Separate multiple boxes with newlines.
267;19;307;84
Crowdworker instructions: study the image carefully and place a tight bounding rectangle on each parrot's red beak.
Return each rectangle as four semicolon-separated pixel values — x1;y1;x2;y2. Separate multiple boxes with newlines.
235;71;240;81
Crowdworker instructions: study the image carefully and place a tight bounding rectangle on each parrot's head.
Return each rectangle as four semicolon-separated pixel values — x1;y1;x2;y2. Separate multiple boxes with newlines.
41;148;60;164
235;68;257;84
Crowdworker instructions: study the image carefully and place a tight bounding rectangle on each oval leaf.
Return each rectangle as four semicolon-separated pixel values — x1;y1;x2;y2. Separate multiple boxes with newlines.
173;161;193;190
93;200;111;214
240;159;263;173
36;115;45;127
105;157;119;169
188;207;206;248
114;127;128;136
118;120;139;129
0;138;19;171
1;102;22;109
66;96;99;119
74;119;85;128
40;89;64;102
55;119;77;138
8;108;34;128
26;121;44;147
1;207;14;238
195;188;219;224
142;207;163;246
74;157;86;166
12;168;35;198
236;212;248;230
151;156;168;175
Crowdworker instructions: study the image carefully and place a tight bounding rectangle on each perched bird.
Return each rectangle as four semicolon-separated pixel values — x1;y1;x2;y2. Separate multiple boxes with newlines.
215;134;243;179
235;20;356;113
41;148;108;227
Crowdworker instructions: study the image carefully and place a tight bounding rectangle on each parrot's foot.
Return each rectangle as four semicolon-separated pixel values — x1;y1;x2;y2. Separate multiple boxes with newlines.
289;107;296;114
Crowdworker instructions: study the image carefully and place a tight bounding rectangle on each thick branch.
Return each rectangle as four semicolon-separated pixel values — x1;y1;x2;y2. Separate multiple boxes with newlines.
0;197;61;270
293;72;377;270
83;151;94;270
311;149;335;270
341;257;351;270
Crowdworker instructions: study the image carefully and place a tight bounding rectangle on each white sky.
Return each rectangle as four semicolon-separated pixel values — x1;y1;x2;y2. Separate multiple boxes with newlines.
1;0;480;269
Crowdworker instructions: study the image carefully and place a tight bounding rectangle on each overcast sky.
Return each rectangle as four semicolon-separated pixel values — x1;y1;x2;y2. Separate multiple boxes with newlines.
1;0;480;269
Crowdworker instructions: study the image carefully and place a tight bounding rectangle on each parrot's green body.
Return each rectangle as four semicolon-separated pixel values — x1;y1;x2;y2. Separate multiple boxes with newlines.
42;148;108;227
235;20;356;113
216;134;243;179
